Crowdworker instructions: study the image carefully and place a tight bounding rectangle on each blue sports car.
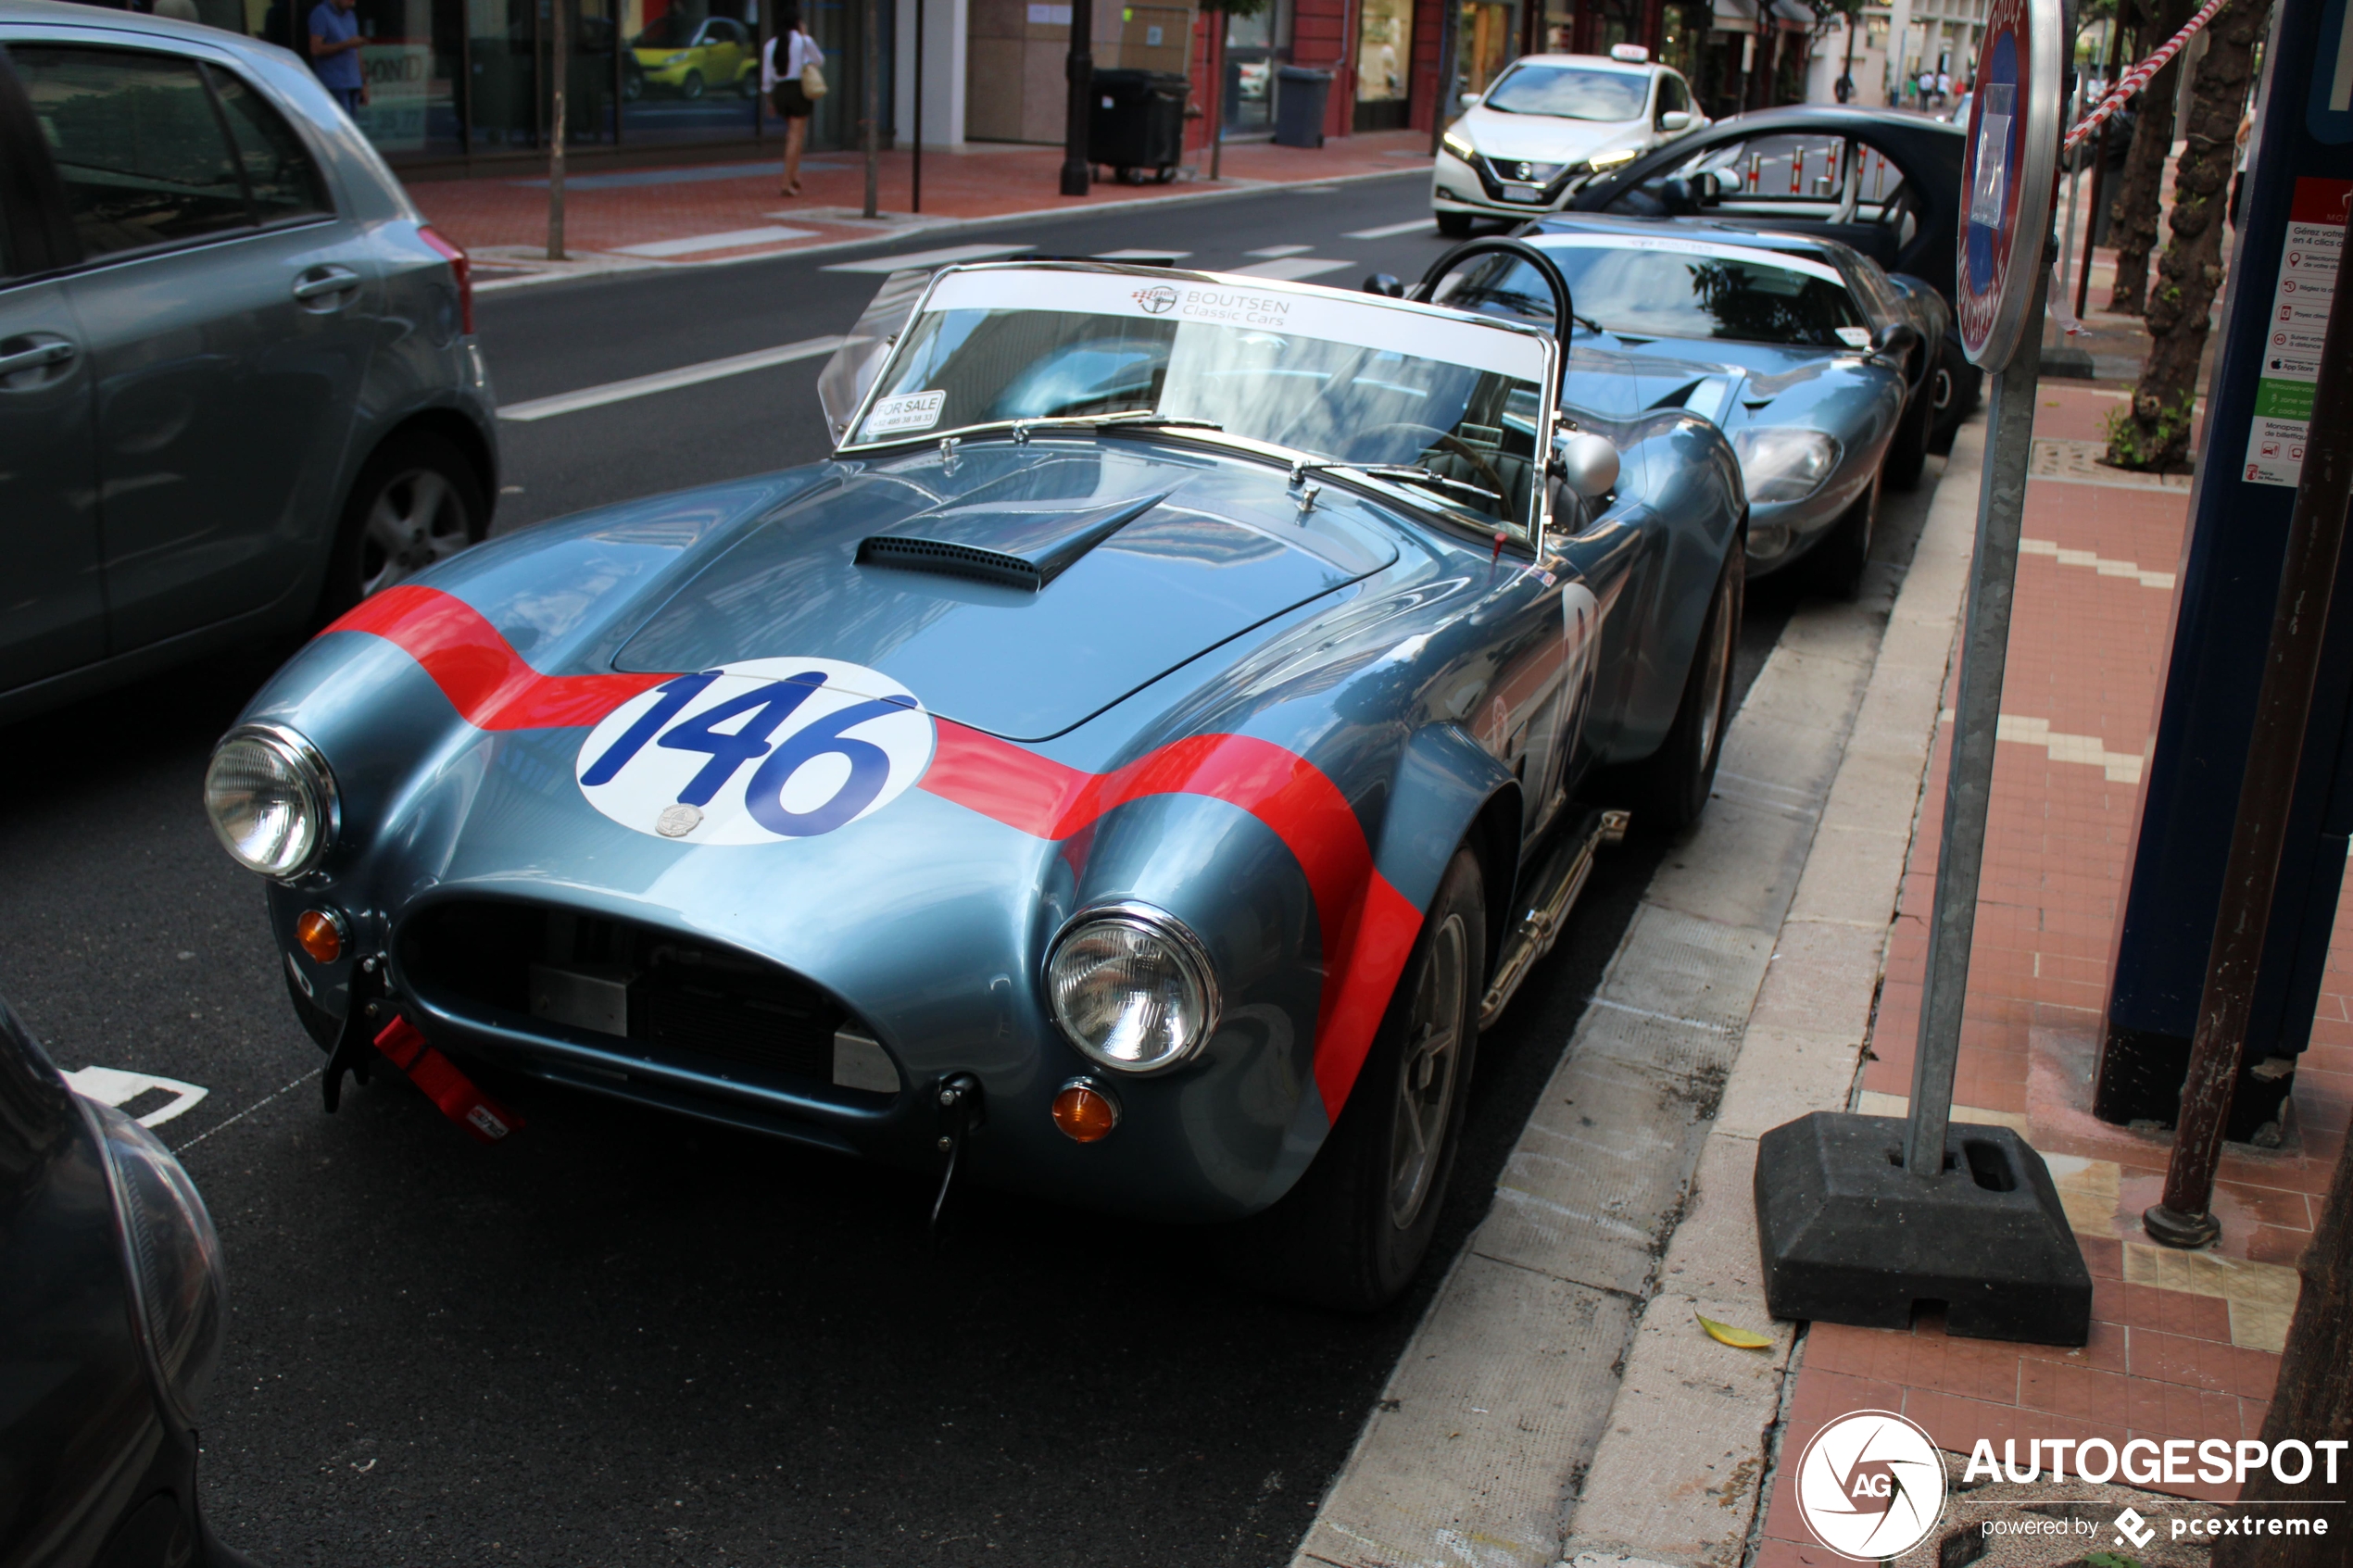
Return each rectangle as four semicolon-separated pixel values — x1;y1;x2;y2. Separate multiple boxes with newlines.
1420;216;1949;594
202;253;1744;1310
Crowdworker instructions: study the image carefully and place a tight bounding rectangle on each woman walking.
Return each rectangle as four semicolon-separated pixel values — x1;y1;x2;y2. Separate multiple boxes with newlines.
763;5;823;196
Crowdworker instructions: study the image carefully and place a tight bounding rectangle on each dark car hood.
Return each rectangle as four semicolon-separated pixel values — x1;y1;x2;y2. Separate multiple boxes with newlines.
612;445;1398;741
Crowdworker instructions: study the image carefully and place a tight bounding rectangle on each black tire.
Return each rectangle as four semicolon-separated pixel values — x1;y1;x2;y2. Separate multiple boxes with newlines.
1226;846;1487;1312
1622;533;1743;834
737;69;760;97
680;69;704;99
1882;379;1931;492
1812;471;1878;602
1925;356;1960;455
1436;210;1474;239
318;430;489;624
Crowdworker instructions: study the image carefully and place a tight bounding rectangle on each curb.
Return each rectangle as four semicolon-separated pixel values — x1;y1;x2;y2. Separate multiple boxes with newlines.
470;164;1428;295
1287;420;1986;1568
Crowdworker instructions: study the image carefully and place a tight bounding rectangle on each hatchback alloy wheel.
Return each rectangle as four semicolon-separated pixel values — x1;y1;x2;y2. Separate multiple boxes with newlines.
359;465;471;597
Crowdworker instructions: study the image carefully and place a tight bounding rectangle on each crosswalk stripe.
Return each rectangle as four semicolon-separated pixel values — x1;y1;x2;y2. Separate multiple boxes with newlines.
822;243;1033;273
1245;244;1315;257
613;225;820;257
1344;218;1440;239
1227;257;1354;281
497;336;846;421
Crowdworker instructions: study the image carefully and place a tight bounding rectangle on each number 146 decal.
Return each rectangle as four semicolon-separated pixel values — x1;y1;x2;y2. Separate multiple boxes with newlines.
574;658;936;844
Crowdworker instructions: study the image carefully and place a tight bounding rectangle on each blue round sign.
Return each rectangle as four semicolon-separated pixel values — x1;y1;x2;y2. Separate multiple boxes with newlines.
1957;0;2062;368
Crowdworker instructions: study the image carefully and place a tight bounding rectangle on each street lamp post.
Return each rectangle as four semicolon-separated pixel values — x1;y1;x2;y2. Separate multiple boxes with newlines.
1060;0;1094;195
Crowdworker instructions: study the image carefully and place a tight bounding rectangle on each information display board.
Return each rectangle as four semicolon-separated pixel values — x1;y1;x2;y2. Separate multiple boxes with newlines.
1956;0;2063;369
2245;178;2353;485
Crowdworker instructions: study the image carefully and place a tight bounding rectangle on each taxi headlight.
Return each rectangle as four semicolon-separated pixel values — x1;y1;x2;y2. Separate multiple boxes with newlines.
1589;146;1640;171
89;1100;226;1425
1441;129;1477;164
203;724;336;879
1045;904;1220;1073
1733;427;1842;504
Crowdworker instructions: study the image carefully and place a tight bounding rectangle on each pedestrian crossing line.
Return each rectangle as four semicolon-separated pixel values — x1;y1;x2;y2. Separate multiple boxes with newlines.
497;336;846;421
1244;244;1315;257
1093;248;1194;259
2019;536;2176;589
1344;218;1440;239
613;225;820;257
821;243;1033;274
1227;257;1353;281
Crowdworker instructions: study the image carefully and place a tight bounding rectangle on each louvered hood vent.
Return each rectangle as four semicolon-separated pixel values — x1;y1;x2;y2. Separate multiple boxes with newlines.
857;492;1166;591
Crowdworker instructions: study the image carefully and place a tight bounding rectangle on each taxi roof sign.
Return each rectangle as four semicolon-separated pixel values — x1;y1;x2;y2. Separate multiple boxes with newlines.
1957;0;2064;368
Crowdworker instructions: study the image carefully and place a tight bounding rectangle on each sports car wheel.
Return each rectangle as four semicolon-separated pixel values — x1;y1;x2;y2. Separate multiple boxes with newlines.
1882;379;1932;492
318;431;488;622
1813;470;1878;602
1436;210;1474;239
1225;846;1486;1312
1624;533;1743;834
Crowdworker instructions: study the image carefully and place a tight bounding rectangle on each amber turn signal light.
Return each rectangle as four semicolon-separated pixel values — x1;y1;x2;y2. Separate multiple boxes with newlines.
1051;1078;1120;1143
295;908;346;964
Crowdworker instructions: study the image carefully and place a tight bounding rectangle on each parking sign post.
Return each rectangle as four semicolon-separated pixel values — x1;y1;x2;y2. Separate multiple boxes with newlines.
1753;0;2093;1346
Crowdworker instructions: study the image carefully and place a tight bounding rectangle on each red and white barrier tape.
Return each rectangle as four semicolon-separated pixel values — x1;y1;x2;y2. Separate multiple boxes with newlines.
2061;0;2231;155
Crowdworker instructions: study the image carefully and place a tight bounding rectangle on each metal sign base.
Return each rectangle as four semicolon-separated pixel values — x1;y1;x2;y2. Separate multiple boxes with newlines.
1755;1112;2093;1344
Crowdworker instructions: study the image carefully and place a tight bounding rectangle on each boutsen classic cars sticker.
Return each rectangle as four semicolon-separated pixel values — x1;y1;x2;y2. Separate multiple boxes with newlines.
862;390;947;438
575;658;936;844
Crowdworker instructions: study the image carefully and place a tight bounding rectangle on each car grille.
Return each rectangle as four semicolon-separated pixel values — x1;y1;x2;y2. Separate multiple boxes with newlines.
399;898;849;1088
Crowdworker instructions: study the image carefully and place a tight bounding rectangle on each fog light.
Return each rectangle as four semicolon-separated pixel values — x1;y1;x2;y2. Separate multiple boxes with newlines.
294;909;346;964
1051;1078;1120;1143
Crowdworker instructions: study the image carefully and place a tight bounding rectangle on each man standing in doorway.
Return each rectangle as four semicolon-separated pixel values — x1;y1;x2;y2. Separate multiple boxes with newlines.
308;0;367;116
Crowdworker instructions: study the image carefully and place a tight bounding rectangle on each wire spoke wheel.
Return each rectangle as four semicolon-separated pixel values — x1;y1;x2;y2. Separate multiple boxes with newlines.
358;466;467;597
1389;912;1467;1230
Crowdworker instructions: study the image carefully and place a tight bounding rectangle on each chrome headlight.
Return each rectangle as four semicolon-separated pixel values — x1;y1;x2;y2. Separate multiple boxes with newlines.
203;723;336;879
1441;129;1476;163
89;1100;226;1424
1733;427;1842;504
1045;904;1220;1073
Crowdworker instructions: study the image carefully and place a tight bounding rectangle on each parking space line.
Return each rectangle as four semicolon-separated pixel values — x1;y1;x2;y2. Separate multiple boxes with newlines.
497;335;846;421
1227;257;1353;281
1343;218;1438;239
169;1068;320;1156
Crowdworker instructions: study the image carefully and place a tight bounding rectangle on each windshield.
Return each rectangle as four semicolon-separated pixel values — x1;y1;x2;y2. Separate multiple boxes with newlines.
1437;238;1866;349
849;268;1553;530
633;15;696;46
1483;64;1649;120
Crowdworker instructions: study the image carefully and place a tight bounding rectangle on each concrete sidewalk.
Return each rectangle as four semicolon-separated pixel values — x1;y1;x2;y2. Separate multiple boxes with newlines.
406;132;1435;284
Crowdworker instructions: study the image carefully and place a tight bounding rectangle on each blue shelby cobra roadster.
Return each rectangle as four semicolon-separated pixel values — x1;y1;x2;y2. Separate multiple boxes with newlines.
204;247;1745;1308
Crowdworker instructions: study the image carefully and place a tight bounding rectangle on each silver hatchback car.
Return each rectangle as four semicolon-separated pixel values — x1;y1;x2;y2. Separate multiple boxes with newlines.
0;0;497;725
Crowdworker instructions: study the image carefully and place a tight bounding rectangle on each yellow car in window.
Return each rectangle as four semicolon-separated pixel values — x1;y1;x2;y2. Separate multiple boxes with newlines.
626;14;758;100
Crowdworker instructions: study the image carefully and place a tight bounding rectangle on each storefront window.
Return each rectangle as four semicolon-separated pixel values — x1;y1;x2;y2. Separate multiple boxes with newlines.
1224;3;1276;136
1353;0;1411;131
621;0;760;143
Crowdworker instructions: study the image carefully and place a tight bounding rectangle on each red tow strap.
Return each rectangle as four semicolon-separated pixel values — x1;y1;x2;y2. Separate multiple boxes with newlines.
371;1016;525;1144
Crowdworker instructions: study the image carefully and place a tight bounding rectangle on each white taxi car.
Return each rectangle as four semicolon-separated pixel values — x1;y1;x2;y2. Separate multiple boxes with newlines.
1434;45;1706;236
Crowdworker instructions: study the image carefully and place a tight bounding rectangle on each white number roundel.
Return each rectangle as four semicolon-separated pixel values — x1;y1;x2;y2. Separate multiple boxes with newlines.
575;658;935;845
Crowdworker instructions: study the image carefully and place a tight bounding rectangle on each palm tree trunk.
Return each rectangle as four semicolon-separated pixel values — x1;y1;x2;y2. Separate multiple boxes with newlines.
2108;0;2194;314
2106;0;2268;470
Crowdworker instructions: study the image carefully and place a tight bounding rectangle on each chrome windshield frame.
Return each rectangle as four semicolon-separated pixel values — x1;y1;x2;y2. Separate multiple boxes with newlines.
829;260;1564;553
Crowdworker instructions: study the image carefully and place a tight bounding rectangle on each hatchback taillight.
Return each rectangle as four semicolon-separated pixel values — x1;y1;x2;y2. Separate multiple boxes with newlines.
419;224;473;335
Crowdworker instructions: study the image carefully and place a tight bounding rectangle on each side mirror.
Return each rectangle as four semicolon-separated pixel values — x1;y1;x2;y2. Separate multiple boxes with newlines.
1458;91;1480;108
1363;272;1405;298
1552;430;1620;501
1871;321;1921;362
1658;109;1692;132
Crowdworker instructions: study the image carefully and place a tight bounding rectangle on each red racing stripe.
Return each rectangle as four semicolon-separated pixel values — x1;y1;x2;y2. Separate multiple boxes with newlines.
321;584;670;730
325;586;1424;1116
922;721;1422;1114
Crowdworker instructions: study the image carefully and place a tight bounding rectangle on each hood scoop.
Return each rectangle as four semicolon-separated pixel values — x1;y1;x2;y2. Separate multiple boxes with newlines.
857;493;1166;591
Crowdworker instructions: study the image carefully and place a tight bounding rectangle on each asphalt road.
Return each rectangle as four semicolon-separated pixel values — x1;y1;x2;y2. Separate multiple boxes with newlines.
0;171;1941;1568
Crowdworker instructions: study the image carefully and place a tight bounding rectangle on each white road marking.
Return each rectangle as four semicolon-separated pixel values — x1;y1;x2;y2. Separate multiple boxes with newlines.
1092;248;1194;259
612;225;821;257
1244;244;1315;257
170;1068;320;1155
65;1065;209;1128
1227;257;1353;281
821;243;1033;273
2020;535;2175;589
1344;218;1440;239
497;335;846;421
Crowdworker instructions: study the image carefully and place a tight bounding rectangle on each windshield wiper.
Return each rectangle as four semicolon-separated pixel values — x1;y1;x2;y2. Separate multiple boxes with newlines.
1293;458;1500;510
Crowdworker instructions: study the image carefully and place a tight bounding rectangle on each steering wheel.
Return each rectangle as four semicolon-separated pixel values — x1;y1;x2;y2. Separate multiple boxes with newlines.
1413;237;1576;343
1354;420;1513;505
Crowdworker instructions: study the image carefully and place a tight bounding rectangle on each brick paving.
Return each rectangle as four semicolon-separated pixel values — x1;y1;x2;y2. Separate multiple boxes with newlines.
1754;234;2344;1558
405;130;1434;277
